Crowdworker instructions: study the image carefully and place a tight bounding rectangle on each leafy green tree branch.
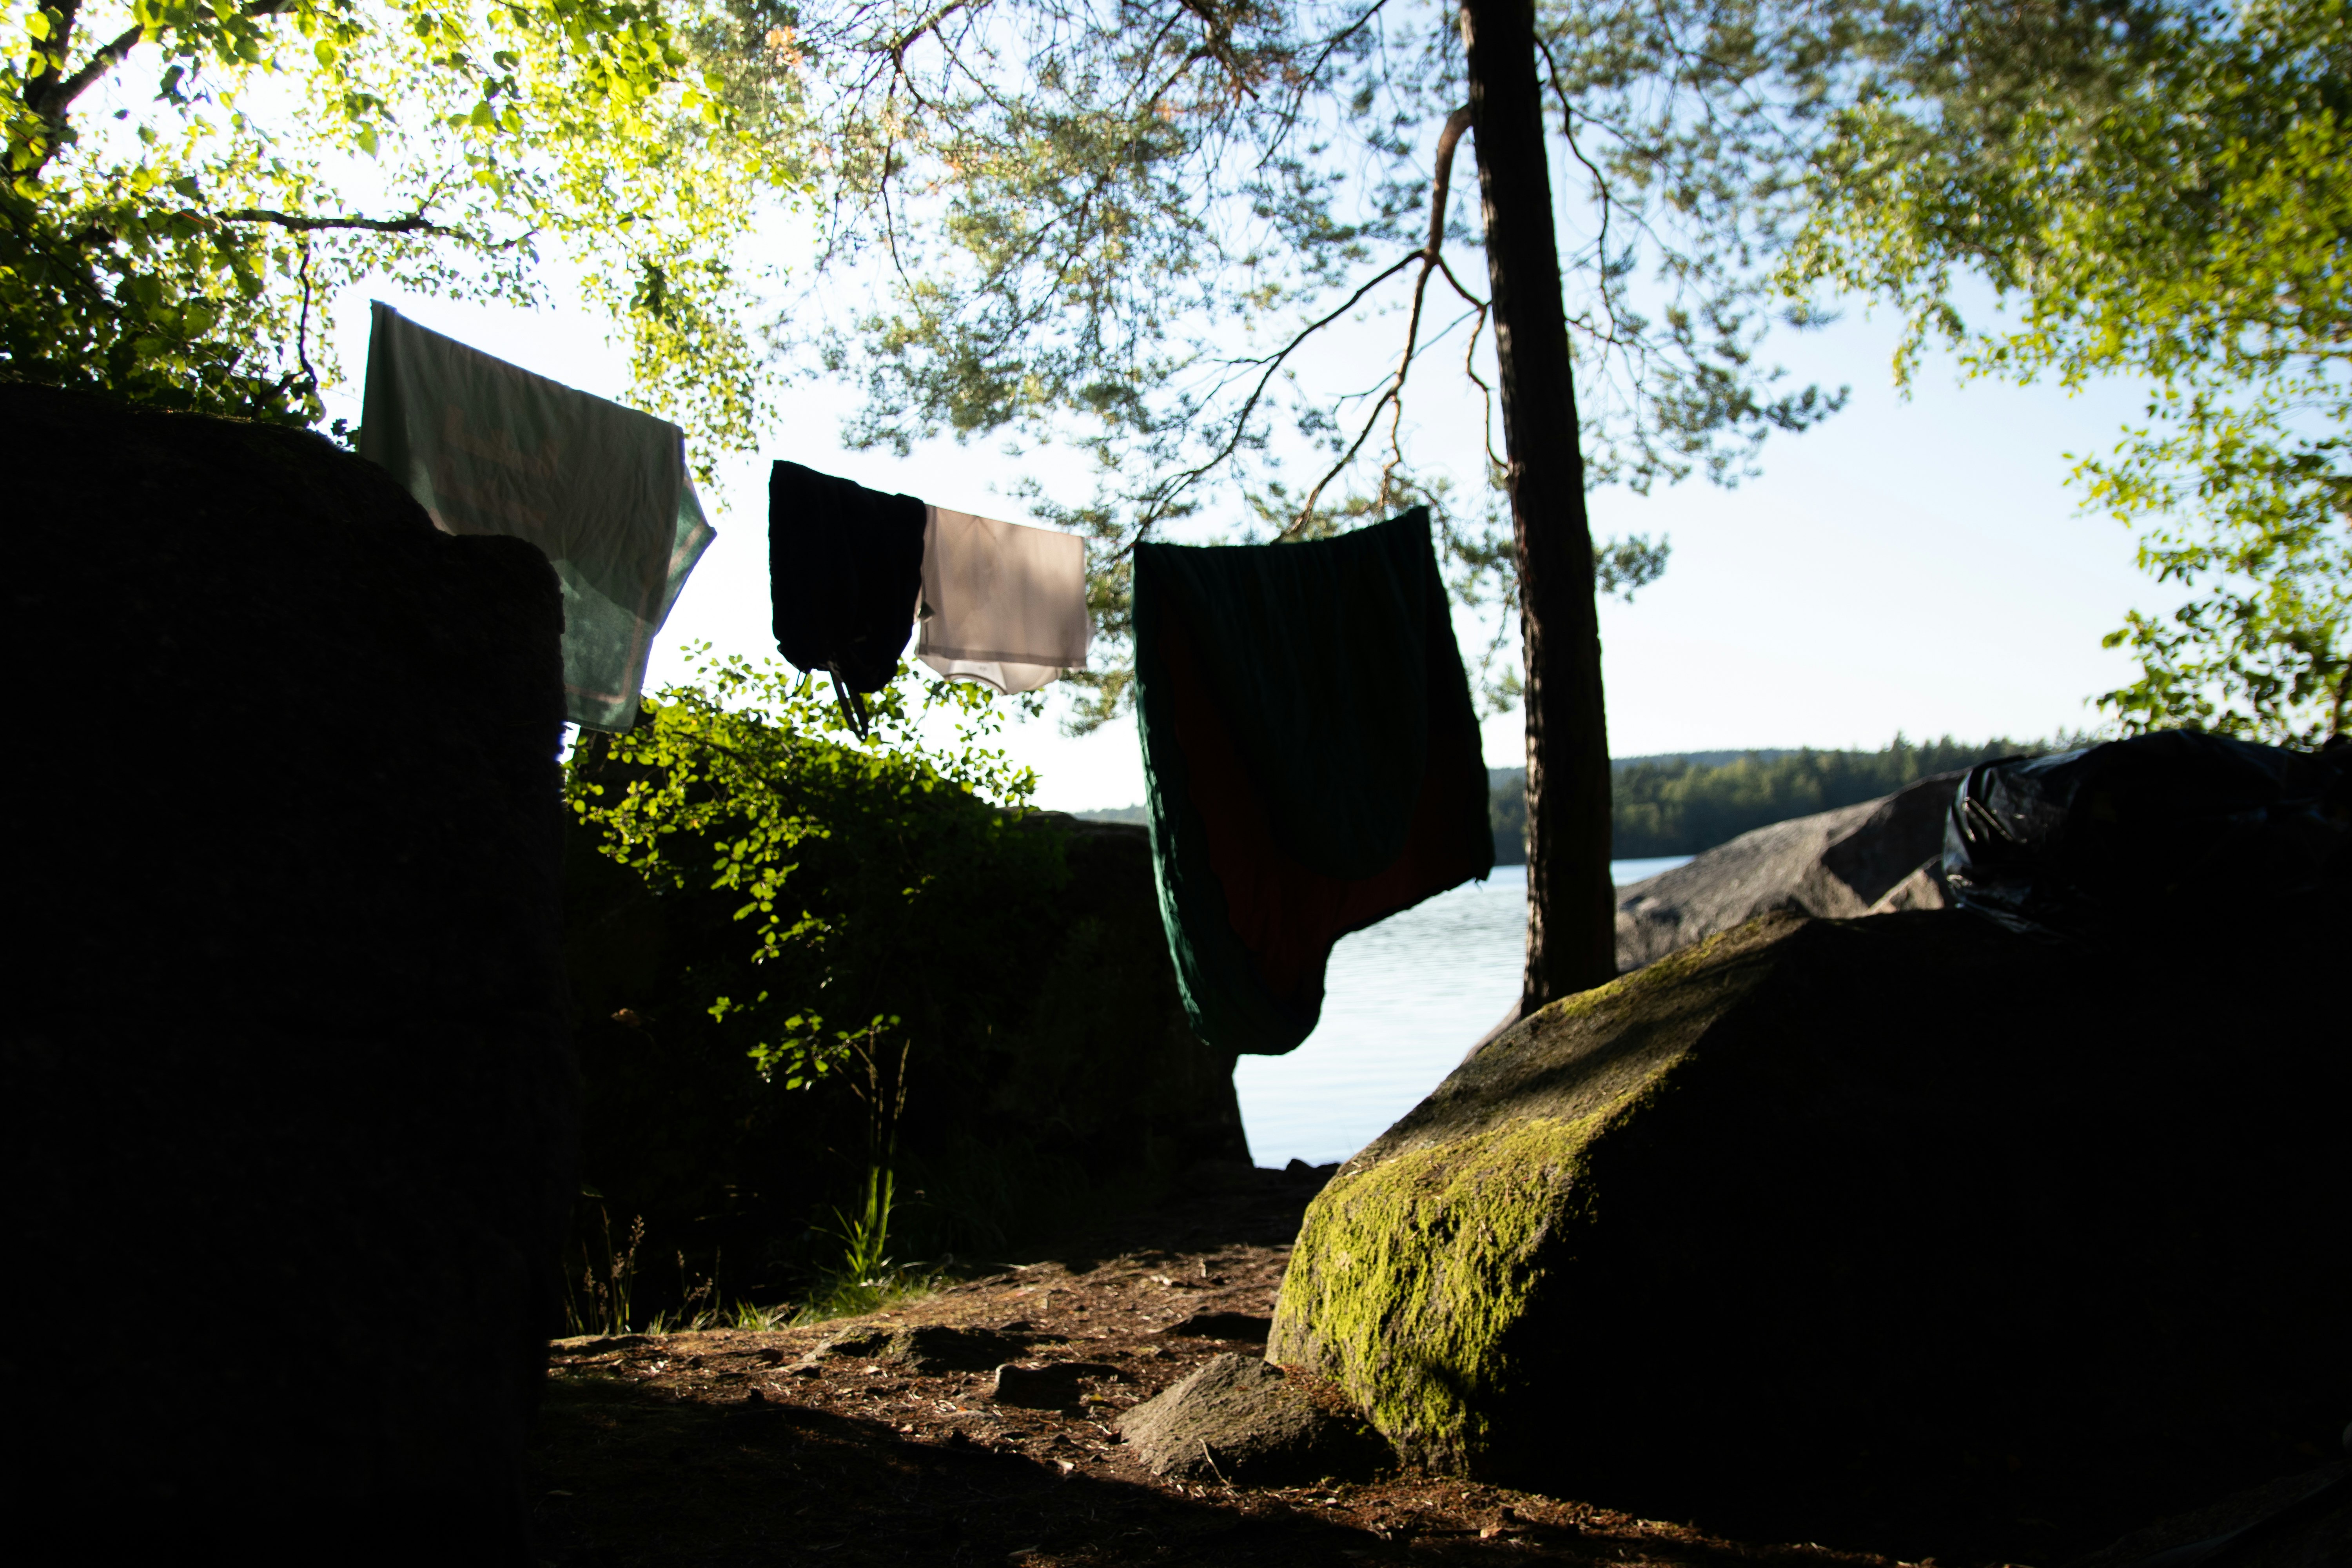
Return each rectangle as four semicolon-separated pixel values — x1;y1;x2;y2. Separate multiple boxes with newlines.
1789;0;2352;744
4;0;797;465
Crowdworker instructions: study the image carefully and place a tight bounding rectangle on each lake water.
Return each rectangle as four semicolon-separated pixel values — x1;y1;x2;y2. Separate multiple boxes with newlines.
1233;858;1691;1167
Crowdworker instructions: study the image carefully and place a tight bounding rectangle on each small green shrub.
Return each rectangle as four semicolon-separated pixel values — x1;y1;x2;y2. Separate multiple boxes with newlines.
561;651;1076;1322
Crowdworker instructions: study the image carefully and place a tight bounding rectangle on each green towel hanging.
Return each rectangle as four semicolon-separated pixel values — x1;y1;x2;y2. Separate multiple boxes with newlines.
1133;508;1494;1055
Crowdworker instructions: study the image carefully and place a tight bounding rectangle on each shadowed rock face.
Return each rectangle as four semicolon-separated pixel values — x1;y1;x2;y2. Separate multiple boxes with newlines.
1614;773;1960;970
1270;907;2352;1564
5;384;573;1562
2074;1452;2351;1568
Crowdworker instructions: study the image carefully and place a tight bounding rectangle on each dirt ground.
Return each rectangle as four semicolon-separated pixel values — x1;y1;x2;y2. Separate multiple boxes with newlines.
529;1166;2346;1568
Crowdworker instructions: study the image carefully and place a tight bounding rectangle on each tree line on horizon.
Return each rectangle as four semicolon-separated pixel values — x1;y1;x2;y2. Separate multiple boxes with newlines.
1492;736;2037;863
1074;734;2040;862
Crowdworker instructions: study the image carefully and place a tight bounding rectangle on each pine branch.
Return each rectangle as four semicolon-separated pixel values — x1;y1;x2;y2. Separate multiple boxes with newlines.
1290;105;1474;532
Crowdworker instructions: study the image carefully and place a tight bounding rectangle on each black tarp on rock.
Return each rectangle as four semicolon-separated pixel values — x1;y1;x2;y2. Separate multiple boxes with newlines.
4;383;574;1563
1945;731;2352;940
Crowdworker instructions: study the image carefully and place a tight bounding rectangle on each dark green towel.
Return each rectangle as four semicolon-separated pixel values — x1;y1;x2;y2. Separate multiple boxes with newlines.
1133;508;1494;1055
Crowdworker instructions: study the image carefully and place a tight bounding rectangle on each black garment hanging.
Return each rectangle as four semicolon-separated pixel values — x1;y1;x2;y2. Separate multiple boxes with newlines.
769;461;927;732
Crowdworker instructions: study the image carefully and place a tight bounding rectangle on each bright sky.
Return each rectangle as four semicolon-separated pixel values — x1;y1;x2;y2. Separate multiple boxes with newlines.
324;269;2156;813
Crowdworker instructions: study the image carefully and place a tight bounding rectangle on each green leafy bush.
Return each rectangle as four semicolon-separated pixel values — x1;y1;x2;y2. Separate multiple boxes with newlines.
570;648;1046;1076
561;650;1241;1323
563;651;1060;1313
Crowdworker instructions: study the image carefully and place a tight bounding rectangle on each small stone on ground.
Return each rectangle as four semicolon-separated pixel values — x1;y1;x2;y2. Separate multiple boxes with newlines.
1114;1352;1388;1486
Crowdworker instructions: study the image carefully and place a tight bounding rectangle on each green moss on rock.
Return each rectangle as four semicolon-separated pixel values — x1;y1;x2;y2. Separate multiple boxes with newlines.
1270;1114;1593;1466
1270;915;1789;1466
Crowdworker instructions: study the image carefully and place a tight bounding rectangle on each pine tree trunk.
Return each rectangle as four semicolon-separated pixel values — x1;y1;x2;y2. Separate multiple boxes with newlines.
1459;0;1619;1010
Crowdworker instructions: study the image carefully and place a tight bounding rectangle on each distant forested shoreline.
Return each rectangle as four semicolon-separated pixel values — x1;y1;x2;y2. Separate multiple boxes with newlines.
1495;737;2039;862
1072;737;2047;861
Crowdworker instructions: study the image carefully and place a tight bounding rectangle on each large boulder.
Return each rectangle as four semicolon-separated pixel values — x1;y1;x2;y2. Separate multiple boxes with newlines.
5;385;574;1561
1615;772;1958;969
1268;907;2350;1563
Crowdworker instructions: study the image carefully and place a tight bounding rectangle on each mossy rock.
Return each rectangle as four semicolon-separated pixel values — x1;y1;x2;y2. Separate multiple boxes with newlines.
1270;909;2351;1563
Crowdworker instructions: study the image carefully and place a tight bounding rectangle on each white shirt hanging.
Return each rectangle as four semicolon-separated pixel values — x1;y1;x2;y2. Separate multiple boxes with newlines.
915;506;1091;694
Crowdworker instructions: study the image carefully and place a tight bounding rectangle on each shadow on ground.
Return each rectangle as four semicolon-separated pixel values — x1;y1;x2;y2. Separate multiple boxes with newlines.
530;1368;1896;1567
